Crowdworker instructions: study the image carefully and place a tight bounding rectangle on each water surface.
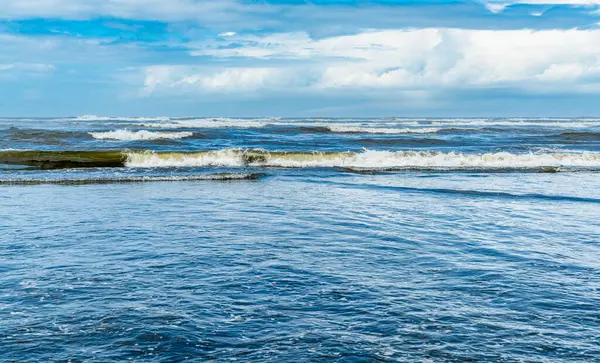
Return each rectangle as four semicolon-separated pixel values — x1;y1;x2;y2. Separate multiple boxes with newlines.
1;116;600;362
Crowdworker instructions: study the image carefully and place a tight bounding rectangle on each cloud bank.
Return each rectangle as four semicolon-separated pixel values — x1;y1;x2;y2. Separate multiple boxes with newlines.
143;28;600;95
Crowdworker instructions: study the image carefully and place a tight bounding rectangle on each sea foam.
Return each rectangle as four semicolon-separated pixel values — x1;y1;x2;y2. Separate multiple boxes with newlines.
124;149;600;170
89;130;194;141
142;117;274;129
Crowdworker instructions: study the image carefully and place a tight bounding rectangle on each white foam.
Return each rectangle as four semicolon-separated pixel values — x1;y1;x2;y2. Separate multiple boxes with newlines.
426;120;600;128
127;149;246;168
124;149;600;170
142;117;271;129
89;130;194;141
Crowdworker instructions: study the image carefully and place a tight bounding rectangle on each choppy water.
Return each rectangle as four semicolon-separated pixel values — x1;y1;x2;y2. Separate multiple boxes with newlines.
1;116;600;362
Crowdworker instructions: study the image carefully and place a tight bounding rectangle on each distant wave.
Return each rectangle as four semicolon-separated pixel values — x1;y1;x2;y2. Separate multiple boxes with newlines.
4;149;600;171
89;129;194;141
321;125;440;134
27;116;600;129
355;138;450;147
266;125;441;134
426;120;600;128
142;117;276;129
558;132;600;139
0;173;265;185
72;115;171;122
142;118;441;134
1;127;86;143
136;117;600;133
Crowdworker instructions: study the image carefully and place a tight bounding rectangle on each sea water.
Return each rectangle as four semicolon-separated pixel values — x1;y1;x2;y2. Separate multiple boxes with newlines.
1;117;600;361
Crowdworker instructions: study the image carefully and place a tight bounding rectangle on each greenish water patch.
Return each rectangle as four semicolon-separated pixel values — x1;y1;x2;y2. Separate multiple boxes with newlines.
0;150;126;169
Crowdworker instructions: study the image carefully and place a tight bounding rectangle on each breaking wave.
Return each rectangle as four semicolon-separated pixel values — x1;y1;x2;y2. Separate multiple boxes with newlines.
426;120;600;128
3;149;600;171
142;117;274;129
89;129;194;141
124;149;600;171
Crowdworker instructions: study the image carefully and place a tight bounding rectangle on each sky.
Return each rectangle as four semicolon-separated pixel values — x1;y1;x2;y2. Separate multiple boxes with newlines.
1;0;600;116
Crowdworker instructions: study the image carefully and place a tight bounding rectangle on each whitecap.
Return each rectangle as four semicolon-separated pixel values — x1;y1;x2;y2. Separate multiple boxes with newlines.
89;130;194;141
124;149;600;170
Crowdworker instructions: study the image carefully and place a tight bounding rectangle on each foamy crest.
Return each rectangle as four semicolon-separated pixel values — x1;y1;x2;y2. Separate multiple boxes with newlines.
143;117;272;129
125;149;600;170
127;149;247;168
427;120;600;128
89;130;194;141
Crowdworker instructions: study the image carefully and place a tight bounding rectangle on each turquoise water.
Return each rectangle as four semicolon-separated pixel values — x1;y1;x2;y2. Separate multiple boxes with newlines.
1;117;600;362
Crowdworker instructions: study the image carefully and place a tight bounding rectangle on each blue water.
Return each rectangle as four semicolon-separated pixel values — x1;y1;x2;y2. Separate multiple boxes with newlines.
1;117;600;362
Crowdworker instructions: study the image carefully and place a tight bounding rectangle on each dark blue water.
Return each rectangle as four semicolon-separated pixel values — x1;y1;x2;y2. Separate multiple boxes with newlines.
1;117;600;362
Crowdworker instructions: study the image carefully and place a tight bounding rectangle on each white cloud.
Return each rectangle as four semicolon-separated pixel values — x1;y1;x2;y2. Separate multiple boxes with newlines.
481;0;600;12
184;28;600;93
0;63;54;82
181;68;275;90
0;0;265;23
143;65;177;93
0;63;54;72
142;65;306;94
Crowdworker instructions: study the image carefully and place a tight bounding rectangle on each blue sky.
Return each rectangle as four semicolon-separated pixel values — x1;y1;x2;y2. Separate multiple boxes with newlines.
1;0;600;116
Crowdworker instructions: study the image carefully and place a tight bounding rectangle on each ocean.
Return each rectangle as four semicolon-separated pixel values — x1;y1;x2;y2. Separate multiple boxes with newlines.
1;116;599;362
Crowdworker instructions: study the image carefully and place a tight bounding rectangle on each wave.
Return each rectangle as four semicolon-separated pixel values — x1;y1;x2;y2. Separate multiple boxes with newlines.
141;117;275;129
0;173;265;185
320;125;440;134
266;125;441;134
326;181;600;204
4;149;600;171
558;132;600;139
1;127;86;144
356;138;451;147
124;149;600;171
137;117;600;133
426;120;600;128
141;119;441;134
89;130;194;141
71;115;172;122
